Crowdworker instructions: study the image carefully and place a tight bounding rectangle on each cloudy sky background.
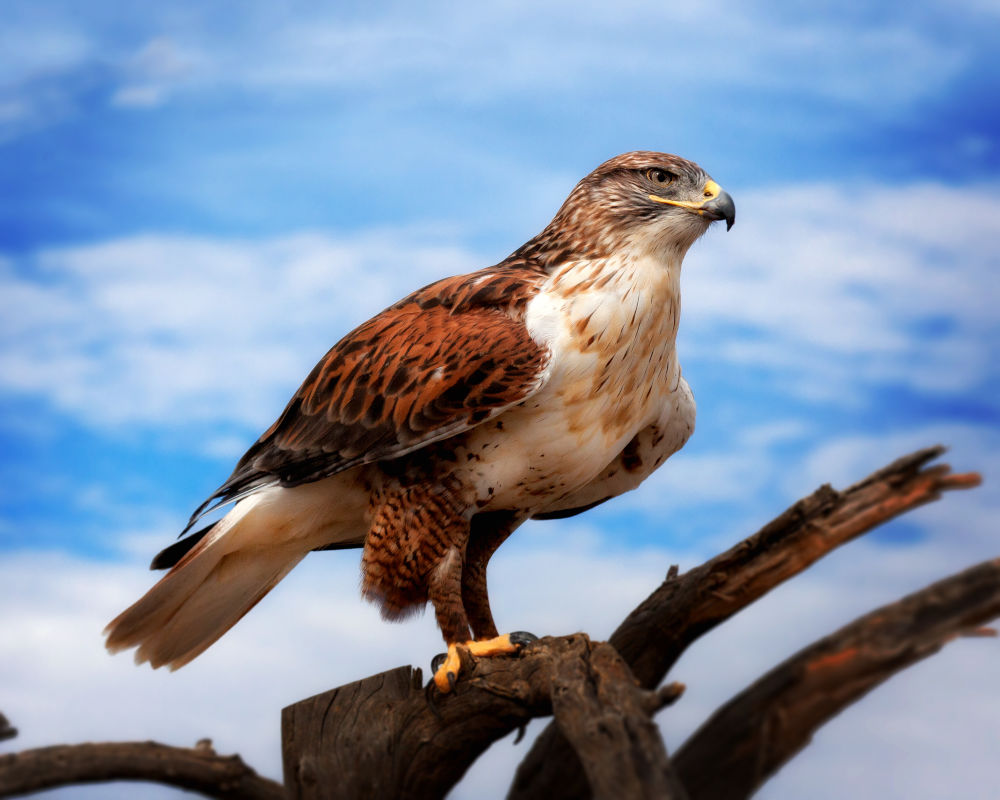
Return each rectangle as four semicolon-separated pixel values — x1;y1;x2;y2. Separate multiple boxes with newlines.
2;1;999;797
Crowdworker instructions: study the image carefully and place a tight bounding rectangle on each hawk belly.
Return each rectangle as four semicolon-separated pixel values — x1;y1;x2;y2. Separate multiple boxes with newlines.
450;253;692;514
532;376;695;517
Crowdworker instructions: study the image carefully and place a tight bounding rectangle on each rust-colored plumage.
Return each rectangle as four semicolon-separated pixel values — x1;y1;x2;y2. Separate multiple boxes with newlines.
191;266;550;518
106;151;735;687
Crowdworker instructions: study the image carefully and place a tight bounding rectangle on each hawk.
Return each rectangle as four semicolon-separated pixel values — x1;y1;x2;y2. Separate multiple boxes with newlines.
105;152;735;691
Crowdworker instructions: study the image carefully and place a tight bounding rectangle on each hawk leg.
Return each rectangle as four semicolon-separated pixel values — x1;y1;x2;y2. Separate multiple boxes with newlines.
428;545;472;644
362;478;471;629
462;511;521;639
432;511;535;693
363;479;532;693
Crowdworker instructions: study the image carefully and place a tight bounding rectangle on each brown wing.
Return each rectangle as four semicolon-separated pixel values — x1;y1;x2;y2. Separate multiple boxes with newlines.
185;266;549;528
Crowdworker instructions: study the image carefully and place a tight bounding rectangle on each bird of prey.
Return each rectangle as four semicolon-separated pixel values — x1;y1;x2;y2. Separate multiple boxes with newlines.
105;151;735;692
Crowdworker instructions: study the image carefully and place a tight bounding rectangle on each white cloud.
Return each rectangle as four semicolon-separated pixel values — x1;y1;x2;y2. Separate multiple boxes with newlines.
613;418;1000;578
791;424;999;495
212;5;963;110
0;23;93;84
0;230;479;428
200;433;255;461
737;418;812;448
110;84;168;109
681;180;1000;399
947;0;1000;15
0;16;102;142
625;447;775;511
0;2;977;143
3;180;997;433
705;423;974;502
110;37;202;109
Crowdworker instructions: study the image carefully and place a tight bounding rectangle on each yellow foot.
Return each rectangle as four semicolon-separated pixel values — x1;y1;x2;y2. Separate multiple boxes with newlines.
467;632;523;657
433;644;461;693
432;632;538;693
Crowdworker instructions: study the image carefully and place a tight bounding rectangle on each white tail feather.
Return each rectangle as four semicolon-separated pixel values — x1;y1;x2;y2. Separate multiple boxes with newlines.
105;493;308;670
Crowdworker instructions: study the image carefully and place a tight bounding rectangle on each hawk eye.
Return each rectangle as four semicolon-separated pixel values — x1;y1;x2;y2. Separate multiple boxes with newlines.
646;168;674;187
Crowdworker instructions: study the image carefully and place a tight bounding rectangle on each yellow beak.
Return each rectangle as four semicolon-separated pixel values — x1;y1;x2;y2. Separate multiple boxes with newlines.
649;179;736;230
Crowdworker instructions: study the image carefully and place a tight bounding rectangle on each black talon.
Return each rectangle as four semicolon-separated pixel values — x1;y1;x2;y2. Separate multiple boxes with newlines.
431;652;447;673
509;631;539;647
424;680;443;716
447;671;457;692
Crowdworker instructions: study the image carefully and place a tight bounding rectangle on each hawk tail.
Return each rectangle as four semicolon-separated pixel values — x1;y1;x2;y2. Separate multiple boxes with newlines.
104;493;306;670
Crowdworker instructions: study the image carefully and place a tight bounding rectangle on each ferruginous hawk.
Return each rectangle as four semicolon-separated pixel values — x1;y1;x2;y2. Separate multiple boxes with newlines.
105;151;735;691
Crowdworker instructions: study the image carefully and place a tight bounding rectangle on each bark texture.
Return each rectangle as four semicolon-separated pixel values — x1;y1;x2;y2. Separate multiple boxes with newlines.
508;446;980;799
0;740;285;800
674;557;1000;799
281;635;688;800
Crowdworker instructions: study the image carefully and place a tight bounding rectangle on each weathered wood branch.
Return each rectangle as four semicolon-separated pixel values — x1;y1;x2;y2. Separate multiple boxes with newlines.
673;556;1000;799
549;643;688;800
282;634;681;800
508;446;981;799
282;654;541;800
612;446;980;685
0;739;285;800
0;715;15;744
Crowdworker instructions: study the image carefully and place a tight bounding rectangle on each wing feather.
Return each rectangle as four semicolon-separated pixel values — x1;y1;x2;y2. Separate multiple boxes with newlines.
185;266;548;529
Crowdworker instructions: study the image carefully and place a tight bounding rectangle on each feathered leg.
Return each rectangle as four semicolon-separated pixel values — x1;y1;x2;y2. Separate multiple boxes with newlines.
362;478;471;632
363;478;533;692
428;544;472;644
462;511;521;639
428;510;536;692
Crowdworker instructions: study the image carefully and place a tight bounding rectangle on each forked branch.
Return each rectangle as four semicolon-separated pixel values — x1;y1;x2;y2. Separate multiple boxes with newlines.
508;446;981;799
281;634;685;800
548;643;689;800
673;557;1000;799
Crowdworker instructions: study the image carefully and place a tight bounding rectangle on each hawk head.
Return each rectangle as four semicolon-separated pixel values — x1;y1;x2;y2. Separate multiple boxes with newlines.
522;151;735;267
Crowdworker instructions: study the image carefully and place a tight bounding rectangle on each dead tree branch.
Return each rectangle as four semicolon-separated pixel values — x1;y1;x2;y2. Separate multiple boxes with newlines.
548;643;689;800
673;557;1000;799
508;445;980;799
0;716;15;744
0;740;285;800
282;634;683;800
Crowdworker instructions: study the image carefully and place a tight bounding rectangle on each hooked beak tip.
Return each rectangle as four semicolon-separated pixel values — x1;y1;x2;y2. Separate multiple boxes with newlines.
707;189;736;231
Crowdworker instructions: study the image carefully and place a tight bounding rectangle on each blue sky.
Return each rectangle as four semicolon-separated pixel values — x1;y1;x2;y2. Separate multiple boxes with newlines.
2;2;999;798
